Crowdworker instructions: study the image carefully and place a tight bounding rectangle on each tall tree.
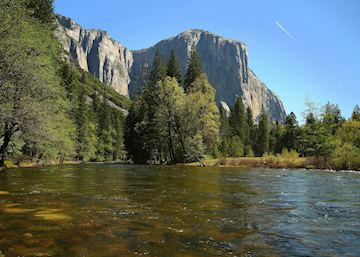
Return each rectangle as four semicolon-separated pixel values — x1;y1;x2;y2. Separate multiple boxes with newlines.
184;47;203;91
230;97;248;144
282;112;299;151
166;50;182;83
256;108;270;156
181;74;220;160
148;48;166;87
321;102;344;135
298;112;333;158
74;86;97;161
246;107;255;154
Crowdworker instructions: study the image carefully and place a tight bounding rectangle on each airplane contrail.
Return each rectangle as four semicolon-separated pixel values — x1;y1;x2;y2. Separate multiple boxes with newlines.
275;20;296;41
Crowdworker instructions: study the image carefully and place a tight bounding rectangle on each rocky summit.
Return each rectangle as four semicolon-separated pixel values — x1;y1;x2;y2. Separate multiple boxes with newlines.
56;15;286;121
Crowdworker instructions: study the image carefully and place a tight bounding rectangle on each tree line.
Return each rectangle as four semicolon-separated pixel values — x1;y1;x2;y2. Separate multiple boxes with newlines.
219;97;360;169
124;47;360;169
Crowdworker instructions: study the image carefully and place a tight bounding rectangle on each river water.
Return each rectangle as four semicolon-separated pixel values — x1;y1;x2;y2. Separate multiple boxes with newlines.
0;165;359;256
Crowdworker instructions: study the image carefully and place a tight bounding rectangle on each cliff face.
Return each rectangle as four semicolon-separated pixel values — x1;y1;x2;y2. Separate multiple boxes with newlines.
56;16;286;121
56;15;133;96
130;29;286;121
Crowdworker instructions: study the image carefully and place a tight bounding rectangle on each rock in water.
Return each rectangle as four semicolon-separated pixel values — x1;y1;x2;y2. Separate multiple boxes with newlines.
56;17;286;121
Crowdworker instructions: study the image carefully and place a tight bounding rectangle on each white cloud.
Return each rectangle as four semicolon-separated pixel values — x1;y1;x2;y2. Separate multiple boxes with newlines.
275;20;296;41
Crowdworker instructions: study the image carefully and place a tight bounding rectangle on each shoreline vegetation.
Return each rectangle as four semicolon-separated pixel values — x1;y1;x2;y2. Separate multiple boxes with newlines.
2;151;359;172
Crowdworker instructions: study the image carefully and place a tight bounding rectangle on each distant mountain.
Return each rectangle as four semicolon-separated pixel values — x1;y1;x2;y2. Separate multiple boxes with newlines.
56;15;286;121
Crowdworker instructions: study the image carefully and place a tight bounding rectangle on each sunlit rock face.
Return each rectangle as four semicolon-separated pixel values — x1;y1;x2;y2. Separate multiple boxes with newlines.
56;15;133;96
56;16;286;121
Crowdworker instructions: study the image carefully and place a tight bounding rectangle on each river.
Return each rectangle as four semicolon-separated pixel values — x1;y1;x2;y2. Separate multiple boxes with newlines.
0;165;359;256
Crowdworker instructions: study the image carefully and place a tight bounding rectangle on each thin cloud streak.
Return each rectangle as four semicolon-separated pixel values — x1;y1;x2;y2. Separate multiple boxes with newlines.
275;20;296;41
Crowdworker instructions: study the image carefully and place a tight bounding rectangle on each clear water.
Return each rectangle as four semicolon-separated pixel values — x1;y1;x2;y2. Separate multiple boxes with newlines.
0;165;359;257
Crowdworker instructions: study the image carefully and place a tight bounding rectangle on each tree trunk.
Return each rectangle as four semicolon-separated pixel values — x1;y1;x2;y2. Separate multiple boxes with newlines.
167;122;176;163
0;123;13;167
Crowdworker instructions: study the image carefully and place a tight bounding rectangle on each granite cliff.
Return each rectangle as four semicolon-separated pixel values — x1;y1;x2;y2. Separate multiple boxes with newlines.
56;16;286;121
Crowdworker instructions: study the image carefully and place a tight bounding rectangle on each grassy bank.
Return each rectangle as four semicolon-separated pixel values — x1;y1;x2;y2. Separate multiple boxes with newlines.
186;155;359;171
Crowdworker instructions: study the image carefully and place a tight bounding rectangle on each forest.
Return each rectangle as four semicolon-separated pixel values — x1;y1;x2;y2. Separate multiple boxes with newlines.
1;0;359;170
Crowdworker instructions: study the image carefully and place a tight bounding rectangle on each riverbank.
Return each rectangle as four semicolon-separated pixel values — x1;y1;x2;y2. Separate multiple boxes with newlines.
185;156;360;171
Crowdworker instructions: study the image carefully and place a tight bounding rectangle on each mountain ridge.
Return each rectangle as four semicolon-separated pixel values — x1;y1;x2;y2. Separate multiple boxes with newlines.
56;15;286;121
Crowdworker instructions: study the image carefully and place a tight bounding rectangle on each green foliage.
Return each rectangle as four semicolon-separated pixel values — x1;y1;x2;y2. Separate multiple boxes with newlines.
282;112;299;151
230;97;248;143
184;47;203;91
255;109;270;156
321;102;344;135
26;0;54;24
220;136;243;157
166;50;182;83
269;121;284;154
148;48;166;87
332;143;360;170
124;51;219;163
298;114;334;158
0;0;75;165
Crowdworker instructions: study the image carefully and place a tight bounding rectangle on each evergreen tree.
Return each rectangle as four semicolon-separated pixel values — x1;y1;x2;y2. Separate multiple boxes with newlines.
111;109;126;160
269;121;284;154
256;108;270;156
321;102;344;135
246;107;255;154
74;87;97;161
351;105;360;121
298;112;333;158
143;49;167;161
184;47;203;91
282;112;299;151
166;50;182;83
148;48;166;87
230;97;248;145
99;100;117;161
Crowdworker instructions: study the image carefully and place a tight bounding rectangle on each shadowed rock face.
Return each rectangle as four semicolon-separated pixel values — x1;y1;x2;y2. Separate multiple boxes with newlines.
56;16;286;121
56;15;133;96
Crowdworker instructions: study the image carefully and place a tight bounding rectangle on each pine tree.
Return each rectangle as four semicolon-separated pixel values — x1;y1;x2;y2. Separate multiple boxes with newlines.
321;102;344;135
166;50;182;83
282;112;299;151
184;47;203;91
246;107;255;154
270;121;284;154
148;48;166;87
256;108;270;156
74;86;97;161
230;97;248;144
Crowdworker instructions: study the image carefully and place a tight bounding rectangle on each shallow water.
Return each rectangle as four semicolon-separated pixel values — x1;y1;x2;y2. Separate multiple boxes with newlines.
0;165;359;257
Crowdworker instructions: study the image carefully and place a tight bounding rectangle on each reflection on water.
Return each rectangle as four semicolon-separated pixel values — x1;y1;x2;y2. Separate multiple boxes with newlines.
0;165;359;256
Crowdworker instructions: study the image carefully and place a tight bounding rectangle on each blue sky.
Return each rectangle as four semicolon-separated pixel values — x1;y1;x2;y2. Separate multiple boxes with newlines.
54;0;360;120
